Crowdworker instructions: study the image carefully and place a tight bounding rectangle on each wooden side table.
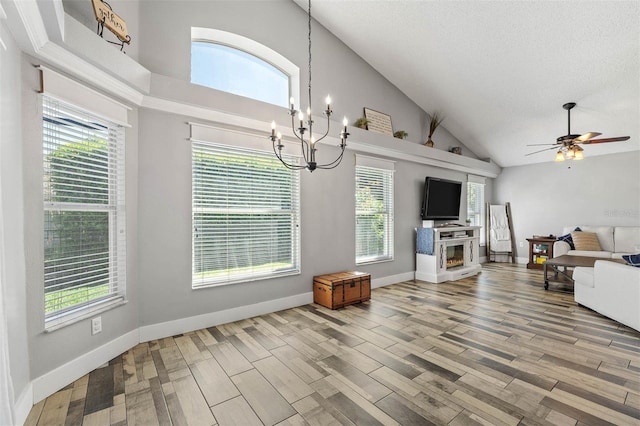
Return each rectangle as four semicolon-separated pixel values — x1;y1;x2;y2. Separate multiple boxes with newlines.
526;236;556;270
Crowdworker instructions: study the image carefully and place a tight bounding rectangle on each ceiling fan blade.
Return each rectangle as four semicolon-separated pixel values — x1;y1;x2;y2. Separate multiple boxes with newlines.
526;143;559;146
581;136;630;144
525;146;559;156
574;132;602;142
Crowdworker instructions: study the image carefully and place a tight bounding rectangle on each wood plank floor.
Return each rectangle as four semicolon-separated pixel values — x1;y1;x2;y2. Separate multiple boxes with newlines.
25;264;640;425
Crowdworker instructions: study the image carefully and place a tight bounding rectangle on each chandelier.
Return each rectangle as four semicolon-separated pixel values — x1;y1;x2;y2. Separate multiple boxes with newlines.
269;0;349;172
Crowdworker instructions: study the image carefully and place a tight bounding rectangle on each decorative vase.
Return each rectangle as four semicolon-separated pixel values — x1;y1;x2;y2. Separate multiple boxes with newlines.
425;137;434;147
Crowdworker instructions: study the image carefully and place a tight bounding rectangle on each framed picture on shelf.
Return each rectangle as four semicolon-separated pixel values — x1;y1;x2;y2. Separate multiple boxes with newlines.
364;108;393;136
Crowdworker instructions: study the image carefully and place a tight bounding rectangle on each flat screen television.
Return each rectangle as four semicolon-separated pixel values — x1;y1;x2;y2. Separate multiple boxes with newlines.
421;177;462;220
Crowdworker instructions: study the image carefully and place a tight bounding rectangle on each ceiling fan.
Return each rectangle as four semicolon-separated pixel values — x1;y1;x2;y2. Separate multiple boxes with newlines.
526;102;630;161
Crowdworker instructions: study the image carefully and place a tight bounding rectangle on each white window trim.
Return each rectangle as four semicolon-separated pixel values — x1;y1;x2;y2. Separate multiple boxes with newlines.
191;27;300;106
355;155;395;265
190;124;301;288
40;85;128;330
38;66;131;127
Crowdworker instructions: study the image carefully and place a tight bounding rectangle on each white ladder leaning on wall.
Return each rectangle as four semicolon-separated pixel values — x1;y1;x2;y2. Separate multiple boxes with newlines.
486;202;517;263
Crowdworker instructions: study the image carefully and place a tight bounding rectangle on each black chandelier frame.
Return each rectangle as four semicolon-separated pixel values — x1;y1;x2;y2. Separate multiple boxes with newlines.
269;0;348;172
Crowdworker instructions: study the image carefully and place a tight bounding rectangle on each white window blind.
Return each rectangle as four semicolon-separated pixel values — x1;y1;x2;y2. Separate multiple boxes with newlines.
356;160;394;264
43;95;126;321
192;141;300;288
467;178;486;245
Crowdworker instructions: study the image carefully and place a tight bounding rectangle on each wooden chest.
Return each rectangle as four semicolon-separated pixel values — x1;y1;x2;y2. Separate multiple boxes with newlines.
313;271;371;309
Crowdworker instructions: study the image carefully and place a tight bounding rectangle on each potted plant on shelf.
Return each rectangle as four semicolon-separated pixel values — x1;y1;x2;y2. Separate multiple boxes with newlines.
354;117;369;129
394;130;408;139
425;112;444;147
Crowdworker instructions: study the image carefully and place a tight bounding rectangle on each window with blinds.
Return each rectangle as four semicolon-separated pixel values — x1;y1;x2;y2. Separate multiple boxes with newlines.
467;181;486;244
192;142;300;288
43;95;126;321
355;165;394;264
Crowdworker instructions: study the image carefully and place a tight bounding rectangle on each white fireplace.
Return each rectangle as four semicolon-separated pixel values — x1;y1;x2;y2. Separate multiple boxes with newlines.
415;226;481;283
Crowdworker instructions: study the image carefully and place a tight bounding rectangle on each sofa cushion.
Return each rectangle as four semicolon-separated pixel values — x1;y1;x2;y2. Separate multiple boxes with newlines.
557;231;578;250
622;253;640;267
568;250;612;258
614;227;640;253
572;231;602;251
562;226;614;252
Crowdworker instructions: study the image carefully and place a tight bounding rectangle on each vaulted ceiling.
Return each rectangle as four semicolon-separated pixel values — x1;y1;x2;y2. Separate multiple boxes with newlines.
297;0;640;167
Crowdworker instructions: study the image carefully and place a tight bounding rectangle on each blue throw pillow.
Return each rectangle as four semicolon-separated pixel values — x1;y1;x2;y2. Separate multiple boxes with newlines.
622;254;640;267
556;227;582;250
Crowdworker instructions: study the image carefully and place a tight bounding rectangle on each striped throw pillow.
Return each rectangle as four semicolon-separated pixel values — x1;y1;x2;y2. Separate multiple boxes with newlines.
571;231;602;251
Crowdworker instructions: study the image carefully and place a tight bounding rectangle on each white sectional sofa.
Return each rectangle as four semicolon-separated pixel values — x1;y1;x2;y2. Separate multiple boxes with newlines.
556;225;640;331
553;225;640;259
574;260;640;331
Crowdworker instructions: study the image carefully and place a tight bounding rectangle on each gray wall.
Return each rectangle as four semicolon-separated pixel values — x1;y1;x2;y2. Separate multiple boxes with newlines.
0;15;31;407
494;151;640;259
137;108;476;325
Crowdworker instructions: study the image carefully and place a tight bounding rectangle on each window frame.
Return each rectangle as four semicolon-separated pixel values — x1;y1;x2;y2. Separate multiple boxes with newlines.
355;157;395;265
191;139;301;289
191;27;300;108
42;94;127;328
466;178;486;245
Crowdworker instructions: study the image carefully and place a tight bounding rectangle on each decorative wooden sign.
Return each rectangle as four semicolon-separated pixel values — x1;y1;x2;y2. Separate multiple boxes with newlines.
92;0;130;44
364;108;393;136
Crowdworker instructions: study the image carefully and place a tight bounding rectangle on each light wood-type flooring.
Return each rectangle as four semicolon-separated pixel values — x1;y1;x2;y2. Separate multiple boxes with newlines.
25;264;640;425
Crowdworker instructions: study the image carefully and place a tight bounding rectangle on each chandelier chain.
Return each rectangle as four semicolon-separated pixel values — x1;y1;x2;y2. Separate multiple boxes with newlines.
307;0;312;112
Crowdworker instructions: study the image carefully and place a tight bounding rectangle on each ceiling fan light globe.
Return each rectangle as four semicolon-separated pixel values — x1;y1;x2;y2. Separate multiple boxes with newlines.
565;148;575;159
574;150;584;160
555;151;565;162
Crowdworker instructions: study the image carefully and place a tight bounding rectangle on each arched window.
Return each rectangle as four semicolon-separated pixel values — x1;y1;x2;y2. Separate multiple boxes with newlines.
191;28;299;108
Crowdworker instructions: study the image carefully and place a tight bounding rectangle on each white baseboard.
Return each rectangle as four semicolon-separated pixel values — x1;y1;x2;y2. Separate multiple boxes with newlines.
14;383;33;426
31;329;139;404
139;292;313;343
371;271;415;289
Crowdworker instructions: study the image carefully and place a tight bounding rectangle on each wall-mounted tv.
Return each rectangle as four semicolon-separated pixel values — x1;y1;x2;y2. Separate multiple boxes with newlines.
421;177;462;220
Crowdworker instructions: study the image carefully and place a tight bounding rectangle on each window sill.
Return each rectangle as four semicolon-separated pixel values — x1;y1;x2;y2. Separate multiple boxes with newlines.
192;269;301;290
44;297;127;333
356;257;394;266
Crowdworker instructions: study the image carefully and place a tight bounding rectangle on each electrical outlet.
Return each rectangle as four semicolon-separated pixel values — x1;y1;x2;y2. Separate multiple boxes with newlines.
91;316;102;335
519;241;524;248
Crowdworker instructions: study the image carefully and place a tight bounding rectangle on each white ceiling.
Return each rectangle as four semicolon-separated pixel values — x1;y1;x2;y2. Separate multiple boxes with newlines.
296;0;640;167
